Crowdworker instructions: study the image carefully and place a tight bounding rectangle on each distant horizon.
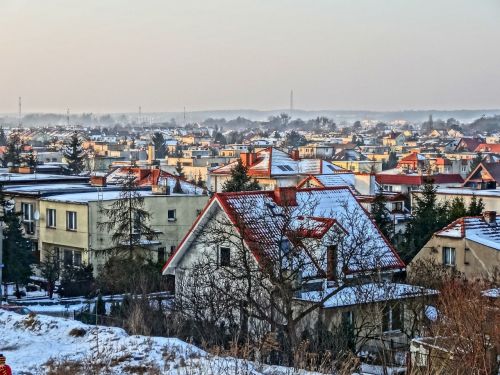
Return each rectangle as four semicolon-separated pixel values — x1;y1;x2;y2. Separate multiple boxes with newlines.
1;0;499;113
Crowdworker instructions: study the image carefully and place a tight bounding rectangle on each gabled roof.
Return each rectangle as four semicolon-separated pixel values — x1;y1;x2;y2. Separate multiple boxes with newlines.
163;187;404;275
463;162;500;186
211;147;345;177
399;152;426;163
455;137;482;152
474;143;500;153
436;216;500;250
297;173;356;191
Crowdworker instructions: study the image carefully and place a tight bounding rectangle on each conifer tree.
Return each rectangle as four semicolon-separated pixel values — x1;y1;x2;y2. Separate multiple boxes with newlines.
371;191;394;241
468;194;485;216
447;197;467;223
2;132;22;167
23;149;37;168
152;132;167;158
97;172;158;258
173;161;185;193
0;127;7;146
222;159;261;192
196;171;204;188
2;183;34;297
401;178;447;262
62;132;86;175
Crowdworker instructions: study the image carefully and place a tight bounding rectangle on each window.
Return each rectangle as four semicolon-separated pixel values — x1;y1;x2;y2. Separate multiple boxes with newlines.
167;209;176;222
73;252;82;267
326;244;338;281
46;209;56;228
63;249;73;266
21;203;35;234
158;247;166;264
66;211;77;231
63;249;82;267
393;202;403;212
382;304;403;332
442;247;456;266
219;246;231;267
341;311;354;326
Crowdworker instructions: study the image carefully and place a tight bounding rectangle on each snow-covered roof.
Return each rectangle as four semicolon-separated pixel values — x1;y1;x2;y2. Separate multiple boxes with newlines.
436;216;500;250
298;282;437;308
164;187;404;275
211;147;347;177
297;173;356;190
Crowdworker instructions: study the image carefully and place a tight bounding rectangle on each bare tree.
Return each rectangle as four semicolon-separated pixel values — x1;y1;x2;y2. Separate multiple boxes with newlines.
174;189;405;368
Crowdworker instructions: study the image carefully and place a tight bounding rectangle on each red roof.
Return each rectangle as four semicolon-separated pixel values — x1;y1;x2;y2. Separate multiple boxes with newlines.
376;174;463;185
474;143;500;153
163;187;405;275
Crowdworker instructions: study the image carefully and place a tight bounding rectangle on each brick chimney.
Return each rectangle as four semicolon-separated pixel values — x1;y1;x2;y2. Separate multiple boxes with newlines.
290;149;300;161
274;186;298;206
241;152;257;168
90;175;107;187
482;211;497;225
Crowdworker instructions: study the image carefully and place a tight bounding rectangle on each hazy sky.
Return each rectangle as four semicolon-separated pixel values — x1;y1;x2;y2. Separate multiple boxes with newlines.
1;0;499;113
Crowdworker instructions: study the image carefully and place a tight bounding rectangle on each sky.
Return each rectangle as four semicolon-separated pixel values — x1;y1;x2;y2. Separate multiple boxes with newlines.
1;0;499;113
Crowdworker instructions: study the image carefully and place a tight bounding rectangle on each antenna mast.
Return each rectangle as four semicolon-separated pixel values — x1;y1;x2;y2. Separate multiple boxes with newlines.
290;90;294;118
18;96;22;128
67;108;70;127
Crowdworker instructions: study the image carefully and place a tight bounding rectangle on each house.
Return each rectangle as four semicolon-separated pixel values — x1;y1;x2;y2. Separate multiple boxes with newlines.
455;138;483;152
397;152;427;172
474;143;500;154
408;211;500;280
298;143;335;159
163;186;434;357
207;147;347;192
463;162;500;190
382;132;405;147
38;181;208;276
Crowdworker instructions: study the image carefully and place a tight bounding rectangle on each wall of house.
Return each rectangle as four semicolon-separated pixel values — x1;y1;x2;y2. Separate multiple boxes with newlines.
38;200;90;265
434;192;500;212
88;194;209;272
408;235;500;280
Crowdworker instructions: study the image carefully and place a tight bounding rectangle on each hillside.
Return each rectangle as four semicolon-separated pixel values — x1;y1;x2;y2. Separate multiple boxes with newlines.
0;310;322;375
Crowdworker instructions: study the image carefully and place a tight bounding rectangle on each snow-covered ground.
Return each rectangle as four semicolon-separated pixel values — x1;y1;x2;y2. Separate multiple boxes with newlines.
0;310;321;375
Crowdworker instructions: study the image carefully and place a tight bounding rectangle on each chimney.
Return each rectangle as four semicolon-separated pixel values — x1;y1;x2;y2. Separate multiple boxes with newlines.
90;175;107;187
147;143;155;164
482;211;497;225
290;149;300;161
274;186;298;206
241;152;257;168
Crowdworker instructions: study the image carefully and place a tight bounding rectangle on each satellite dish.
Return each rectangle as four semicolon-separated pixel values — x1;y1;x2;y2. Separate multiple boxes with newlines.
34;210;40;220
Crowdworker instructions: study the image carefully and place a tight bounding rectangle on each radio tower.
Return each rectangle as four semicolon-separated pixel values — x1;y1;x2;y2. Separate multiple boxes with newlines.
290;90;294;118
18;96;22;128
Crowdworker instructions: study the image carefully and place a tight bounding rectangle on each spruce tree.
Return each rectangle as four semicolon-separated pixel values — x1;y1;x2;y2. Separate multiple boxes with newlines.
196;171;204;188
2;132;22;167
468;194;485;216
23;149;37;168
173;161;184;193
401;178;447;262
2;205;34;298
446;197;467;223
0;127;7;146
62;131;86;175
152;132;167;158
371;191;394;240
222;159;261;192
97;172;158;258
